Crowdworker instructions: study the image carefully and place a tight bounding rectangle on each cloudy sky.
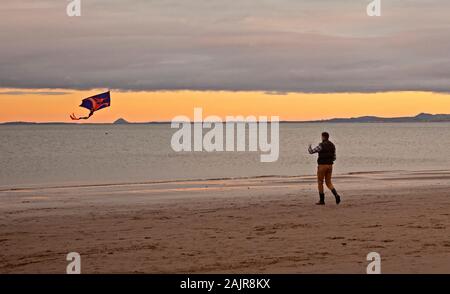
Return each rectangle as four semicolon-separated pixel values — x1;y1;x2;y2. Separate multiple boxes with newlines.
1;0;450;122
1;0;450;93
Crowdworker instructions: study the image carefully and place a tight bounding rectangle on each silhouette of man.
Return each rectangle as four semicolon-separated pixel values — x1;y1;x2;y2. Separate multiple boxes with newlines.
308;132;342;205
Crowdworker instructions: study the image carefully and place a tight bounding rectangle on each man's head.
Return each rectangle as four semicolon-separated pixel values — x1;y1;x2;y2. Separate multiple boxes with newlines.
322;132;330;141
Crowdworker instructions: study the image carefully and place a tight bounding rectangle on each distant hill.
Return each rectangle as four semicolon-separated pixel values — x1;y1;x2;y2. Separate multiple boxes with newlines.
113;118;129;124
311;113;450;123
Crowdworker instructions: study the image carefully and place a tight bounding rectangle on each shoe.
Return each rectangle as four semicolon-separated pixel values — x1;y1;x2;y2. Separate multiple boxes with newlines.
331;189;341;205
316;192;325;205
335;195;341;205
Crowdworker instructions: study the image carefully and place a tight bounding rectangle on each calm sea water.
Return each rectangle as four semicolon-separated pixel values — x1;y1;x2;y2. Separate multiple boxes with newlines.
1;123;449;188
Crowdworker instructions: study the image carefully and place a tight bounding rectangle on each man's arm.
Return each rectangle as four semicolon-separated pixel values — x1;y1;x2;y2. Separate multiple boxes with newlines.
308;144;322;154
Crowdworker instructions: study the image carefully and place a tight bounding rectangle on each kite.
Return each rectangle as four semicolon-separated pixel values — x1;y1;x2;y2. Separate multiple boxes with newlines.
70;91;111;120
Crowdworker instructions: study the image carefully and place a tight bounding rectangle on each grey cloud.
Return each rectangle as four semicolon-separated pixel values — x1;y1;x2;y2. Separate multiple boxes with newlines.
0;0;450;93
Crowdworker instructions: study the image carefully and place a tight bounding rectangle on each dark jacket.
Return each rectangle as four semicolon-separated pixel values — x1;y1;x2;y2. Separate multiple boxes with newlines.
318;140;336;165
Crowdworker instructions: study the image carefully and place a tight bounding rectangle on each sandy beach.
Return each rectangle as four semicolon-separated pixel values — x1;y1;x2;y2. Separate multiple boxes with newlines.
0;170;449;274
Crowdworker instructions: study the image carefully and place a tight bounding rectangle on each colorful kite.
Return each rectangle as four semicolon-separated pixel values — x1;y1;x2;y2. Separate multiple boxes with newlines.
70;91;111;120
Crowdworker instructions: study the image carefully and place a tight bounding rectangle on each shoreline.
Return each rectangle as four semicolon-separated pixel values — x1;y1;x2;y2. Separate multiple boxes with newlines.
1;168;449;191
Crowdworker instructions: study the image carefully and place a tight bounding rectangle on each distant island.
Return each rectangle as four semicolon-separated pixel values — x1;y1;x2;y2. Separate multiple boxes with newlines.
308;113;450;123
2;113;450;125
113;118;130;125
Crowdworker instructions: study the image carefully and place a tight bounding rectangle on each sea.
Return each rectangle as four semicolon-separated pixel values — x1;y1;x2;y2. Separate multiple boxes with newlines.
1;123;449;188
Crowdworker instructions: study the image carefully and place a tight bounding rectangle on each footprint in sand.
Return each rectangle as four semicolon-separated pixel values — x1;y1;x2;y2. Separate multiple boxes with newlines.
326;236;345;240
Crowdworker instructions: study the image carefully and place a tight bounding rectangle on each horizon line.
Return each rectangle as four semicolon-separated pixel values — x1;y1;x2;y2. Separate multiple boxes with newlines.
2;112;449;125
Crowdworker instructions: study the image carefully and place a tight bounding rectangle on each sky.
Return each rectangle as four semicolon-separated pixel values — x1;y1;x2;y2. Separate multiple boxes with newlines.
1;0;450;122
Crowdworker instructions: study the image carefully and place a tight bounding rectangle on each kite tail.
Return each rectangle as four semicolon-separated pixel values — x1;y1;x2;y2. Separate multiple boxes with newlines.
70;112;94;120
70;113;80;120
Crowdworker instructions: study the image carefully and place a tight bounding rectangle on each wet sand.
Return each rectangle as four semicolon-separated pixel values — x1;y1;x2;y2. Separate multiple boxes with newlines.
0;170;449;273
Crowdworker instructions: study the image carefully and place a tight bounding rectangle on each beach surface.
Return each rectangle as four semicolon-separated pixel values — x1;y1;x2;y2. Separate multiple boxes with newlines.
0;170;449;273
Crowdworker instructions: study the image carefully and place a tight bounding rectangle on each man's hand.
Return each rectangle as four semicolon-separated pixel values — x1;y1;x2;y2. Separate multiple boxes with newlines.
308;144;322;154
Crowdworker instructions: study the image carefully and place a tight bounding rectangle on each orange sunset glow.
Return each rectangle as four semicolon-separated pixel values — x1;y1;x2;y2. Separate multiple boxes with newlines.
1;89;450;123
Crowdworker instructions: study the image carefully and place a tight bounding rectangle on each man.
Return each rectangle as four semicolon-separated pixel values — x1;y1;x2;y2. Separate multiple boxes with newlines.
308;132;342;205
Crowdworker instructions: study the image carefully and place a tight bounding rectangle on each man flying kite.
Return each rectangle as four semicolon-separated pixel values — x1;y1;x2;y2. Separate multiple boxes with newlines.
70;91;111;120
